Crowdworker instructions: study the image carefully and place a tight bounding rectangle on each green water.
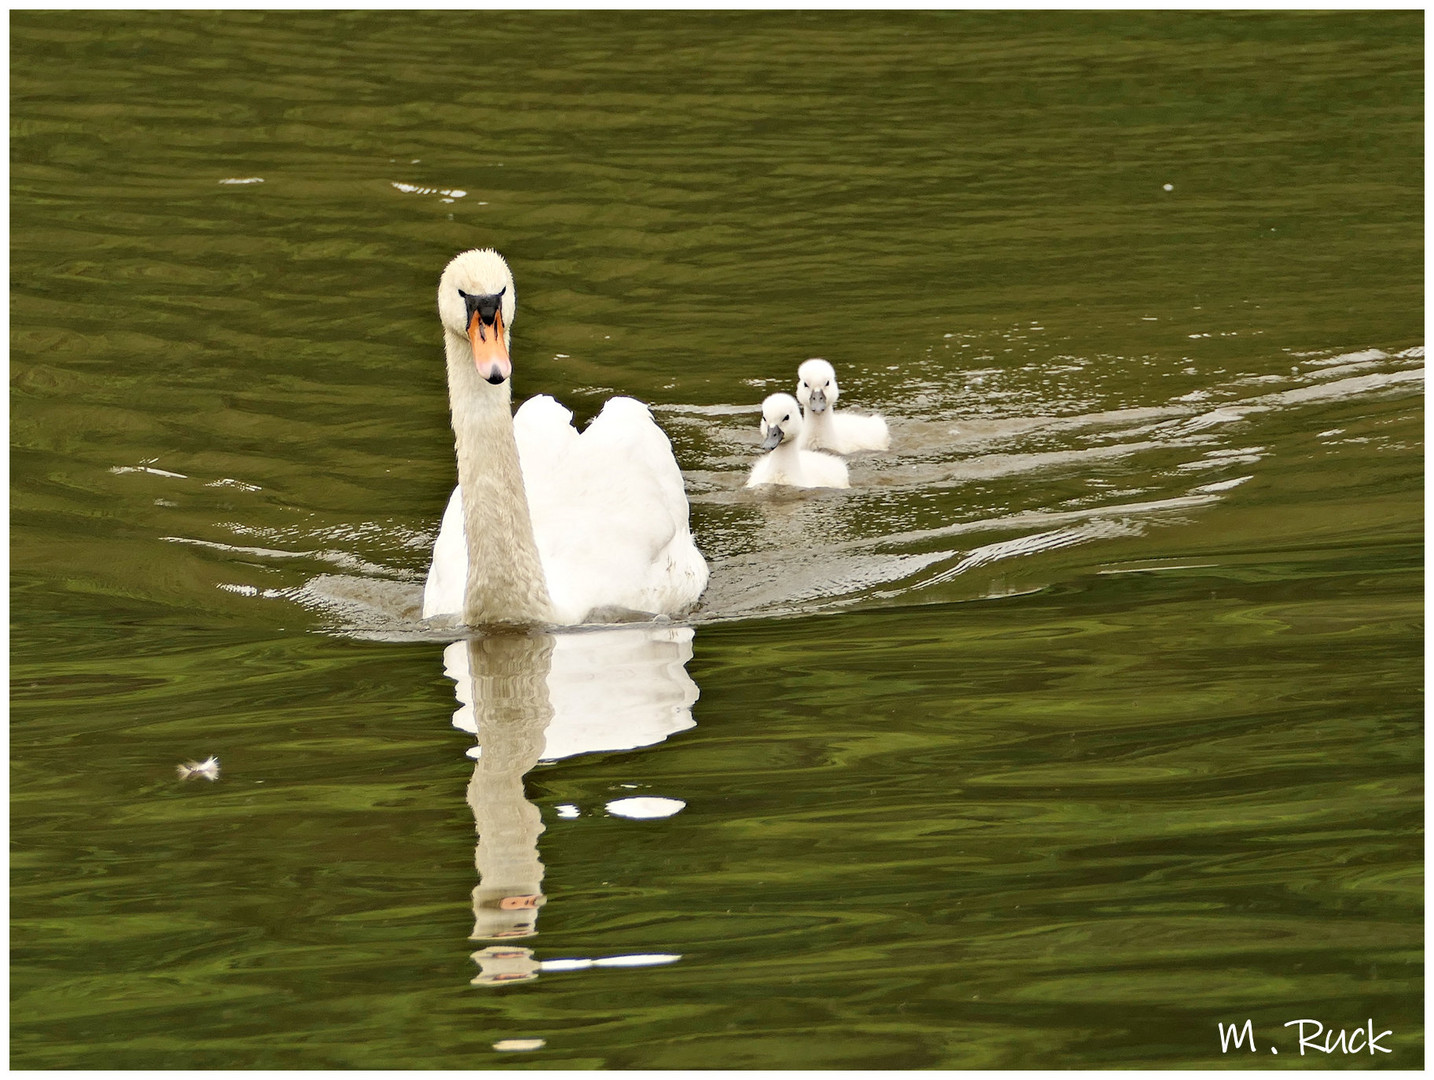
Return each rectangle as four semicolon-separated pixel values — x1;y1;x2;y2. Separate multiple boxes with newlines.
10;10;1422;1070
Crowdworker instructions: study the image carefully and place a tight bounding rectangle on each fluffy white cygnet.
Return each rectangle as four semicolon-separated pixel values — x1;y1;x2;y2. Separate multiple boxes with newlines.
795;358;890;453
745;393;850;489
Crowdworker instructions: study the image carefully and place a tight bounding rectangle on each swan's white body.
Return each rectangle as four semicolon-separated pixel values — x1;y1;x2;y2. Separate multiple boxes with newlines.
422;248;707;626
795;358;890;453
745;393;850;489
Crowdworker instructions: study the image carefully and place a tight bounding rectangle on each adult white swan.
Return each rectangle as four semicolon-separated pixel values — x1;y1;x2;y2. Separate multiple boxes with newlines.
795;358;890;453
422;248;708;627
745;393;850;489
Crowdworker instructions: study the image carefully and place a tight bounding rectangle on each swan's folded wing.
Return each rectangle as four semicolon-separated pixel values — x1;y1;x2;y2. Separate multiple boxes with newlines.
514;394;581;474
422;485;467;619
520;396;706;622
584;397;693;531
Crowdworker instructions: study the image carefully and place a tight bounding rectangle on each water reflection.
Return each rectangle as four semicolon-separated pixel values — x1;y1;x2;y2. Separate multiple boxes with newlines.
443;626;699;986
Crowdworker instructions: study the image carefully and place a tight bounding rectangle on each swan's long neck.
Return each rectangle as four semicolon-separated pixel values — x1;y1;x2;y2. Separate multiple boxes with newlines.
446;331;555;626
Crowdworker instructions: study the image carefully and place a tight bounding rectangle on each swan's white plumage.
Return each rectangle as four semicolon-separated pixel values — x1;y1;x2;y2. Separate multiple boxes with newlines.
795;357;890;453
423;485;468;617
514;394;707;623
746;393;850;489
422;249;707;626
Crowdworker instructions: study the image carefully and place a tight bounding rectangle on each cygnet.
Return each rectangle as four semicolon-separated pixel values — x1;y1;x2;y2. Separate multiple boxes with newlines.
795;358;890;453
745;393;850;489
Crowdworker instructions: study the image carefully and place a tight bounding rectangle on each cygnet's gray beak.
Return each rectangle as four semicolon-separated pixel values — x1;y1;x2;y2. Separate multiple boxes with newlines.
807;387;828;414
760;424;784;451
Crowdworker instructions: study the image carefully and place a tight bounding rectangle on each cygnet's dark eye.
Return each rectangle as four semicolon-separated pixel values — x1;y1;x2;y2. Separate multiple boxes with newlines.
783;414;791;422
799;381;807;389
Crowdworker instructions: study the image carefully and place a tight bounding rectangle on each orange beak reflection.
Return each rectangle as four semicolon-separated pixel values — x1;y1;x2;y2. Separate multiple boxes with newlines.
468;308;511;384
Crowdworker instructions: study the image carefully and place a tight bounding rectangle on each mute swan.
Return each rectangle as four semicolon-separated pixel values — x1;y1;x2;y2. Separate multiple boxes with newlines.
745;393;850;489
422;248;708;627
795;358;890;453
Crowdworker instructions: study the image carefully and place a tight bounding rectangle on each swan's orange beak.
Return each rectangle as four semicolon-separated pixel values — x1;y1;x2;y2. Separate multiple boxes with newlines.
468;308;510;384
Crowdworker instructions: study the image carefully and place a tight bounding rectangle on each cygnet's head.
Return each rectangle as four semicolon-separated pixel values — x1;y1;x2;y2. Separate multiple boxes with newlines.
796;358;839;414
758;393;804;451
437;248;518;384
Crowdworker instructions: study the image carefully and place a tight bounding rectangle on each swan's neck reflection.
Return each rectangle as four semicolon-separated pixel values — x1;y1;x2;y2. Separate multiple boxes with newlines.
446;625;699;986
461;634;554;944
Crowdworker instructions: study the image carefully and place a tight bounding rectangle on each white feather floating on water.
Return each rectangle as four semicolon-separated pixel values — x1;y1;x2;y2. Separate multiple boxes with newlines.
176;756;220;781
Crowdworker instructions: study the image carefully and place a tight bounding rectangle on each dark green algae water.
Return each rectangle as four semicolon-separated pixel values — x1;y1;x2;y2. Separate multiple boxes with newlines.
10;10;1422;1069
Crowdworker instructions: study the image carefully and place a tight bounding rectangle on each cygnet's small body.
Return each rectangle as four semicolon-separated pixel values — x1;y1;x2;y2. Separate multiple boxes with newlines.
745;393;850;489
795;358;890;454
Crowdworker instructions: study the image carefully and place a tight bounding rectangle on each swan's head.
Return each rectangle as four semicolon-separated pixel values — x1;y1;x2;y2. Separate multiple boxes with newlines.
438;248;518;384
796;358;839;414
758;393;803;451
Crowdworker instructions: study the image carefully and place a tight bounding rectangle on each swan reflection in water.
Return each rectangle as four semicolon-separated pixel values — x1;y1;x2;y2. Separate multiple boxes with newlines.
444;624;698;986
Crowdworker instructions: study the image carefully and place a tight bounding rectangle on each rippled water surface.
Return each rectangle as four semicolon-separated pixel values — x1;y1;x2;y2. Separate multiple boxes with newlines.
11;10;1423;1070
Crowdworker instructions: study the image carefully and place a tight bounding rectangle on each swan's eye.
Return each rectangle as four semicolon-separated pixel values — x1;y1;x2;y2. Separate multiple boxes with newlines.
783;414;791;422
799;382;807;389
